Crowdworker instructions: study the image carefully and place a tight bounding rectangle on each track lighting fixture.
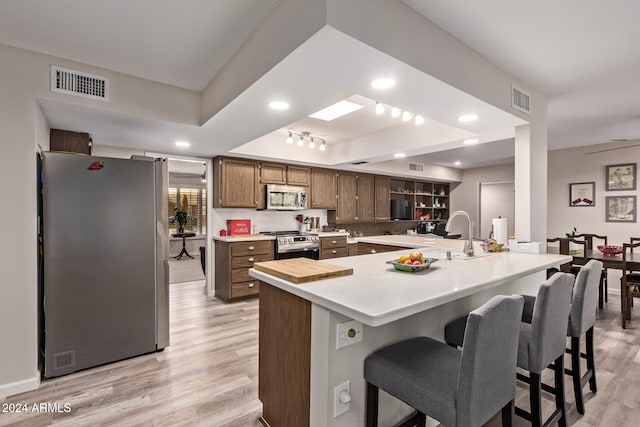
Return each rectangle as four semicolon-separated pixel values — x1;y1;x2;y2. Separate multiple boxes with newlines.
375;102;385;115
402;111;411;122
391;107;401;118
285;131;327;151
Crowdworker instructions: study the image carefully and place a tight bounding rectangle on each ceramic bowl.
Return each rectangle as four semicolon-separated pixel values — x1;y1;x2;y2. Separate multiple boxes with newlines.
597;245;623;255
386;258;438;272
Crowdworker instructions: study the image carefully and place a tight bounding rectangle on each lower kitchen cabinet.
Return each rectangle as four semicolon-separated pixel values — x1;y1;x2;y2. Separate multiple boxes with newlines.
319;236;348;259
348;243;358;256
357;242;406;255
215;239;273;302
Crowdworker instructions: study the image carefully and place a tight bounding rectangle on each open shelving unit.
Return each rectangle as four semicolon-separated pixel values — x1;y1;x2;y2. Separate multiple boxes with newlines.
389;179;450;221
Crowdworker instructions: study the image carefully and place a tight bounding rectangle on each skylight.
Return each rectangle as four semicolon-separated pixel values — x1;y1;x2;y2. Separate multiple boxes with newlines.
309;100;363;121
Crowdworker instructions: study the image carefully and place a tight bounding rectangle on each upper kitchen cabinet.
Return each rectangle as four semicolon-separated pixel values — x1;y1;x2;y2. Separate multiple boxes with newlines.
286;165;311;187
213;157;259;208
260;162;287;185
260;163;310;187
357;174;376;222
310;168;337;209
332;172;357;223
374;176;391;221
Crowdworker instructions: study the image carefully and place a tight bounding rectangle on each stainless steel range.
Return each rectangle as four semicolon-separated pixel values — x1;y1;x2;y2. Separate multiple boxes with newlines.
261;231;320;260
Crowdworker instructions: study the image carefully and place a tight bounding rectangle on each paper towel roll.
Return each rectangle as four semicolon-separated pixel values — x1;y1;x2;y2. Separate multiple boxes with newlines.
492;218;508;245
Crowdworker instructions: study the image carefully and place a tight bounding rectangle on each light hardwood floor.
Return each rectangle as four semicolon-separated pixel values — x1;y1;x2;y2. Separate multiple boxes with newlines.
1;282;639;426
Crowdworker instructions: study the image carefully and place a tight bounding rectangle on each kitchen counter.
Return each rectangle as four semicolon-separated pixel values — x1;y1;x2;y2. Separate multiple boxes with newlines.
251;241;569;327
310;231;350;238
211;234;275;242
251;239;572;427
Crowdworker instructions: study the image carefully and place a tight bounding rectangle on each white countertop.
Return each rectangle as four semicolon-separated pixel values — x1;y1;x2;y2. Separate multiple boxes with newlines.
212;235;276;242
355;234;456;248
312;231;351;238
249;240;571;327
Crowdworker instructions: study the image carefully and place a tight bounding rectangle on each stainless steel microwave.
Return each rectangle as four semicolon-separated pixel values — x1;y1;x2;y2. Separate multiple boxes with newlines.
265;184;308;210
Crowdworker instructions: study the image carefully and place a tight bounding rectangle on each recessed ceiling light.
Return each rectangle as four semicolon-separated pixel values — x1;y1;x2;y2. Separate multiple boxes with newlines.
371;78;396;89
415;115;424;125
394;153;406;158
269;101;289;110
391;107;401;118
309;100;363;121
454;161;461;166
175;141;190;148
458;114;479;122
463;138;478;145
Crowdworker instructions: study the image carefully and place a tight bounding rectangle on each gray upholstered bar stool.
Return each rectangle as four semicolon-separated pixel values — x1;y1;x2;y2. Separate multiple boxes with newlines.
444;273;575;427
364;294;524;427
521;259;602;415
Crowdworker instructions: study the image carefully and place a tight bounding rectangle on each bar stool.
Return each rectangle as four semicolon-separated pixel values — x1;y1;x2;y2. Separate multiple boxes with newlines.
522;260;602;414
364;294;524;427
445;273;575;427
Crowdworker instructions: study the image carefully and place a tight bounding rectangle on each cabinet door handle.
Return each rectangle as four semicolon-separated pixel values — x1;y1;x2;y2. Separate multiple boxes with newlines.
332;250;337;254
248;283;255;288
370;249;377;254
248;257;254;262
332;240;337;244
248;246;255;251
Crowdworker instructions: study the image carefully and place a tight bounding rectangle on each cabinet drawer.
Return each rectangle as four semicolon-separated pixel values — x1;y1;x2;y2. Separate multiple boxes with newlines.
231;253;273;268
231;280;260;298
231;240;272;256
357;242;405;255
232;267;255;283
321;247;349;259
320;236;347;250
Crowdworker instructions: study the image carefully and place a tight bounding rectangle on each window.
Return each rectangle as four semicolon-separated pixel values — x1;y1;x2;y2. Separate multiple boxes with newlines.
169;186;207;235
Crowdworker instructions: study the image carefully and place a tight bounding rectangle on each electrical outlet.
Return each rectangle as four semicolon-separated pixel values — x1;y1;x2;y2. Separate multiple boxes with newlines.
336;320;363;349
333;380;351;417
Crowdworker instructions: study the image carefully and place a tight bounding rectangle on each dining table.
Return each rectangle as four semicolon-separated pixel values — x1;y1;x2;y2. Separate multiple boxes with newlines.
548;246;640;309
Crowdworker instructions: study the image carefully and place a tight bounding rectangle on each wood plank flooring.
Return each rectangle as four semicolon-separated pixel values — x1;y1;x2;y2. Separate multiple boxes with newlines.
1;282;639;426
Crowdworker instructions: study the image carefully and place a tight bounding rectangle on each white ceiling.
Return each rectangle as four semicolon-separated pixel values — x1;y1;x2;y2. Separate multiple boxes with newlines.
2;0;639;171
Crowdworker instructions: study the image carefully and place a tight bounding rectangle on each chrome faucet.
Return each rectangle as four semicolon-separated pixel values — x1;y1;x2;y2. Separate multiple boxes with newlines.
445;210;474;256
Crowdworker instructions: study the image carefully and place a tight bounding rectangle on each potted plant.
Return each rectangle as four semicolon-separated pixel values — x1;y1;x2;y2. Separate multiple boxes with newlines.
172;207;188;233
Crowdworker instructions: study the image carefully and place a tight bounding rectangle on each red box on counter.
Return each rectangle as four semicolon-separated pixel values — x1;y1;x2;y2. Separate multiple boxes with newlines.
227;219;251;235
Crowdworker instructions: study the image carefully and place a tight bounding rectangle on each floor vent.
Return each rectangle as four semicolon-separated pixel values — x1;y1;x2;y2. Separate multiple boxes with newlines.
53;350;76;370
409;163;424;172
511;84;530;114
51;65;109;101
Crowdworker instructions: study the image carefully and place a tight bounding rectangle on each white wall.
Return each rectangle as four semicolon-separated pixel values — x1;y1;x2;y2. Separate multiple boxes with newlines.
0;42;199;397
212;208;328;235
450;164;515;238
547;140;640;245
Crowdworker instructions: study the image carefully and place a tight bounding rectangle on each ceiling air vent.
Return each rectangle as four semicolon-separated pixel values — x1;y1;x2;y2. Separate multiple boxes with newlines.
511;84;530;114
51;65;109;101
409;163;424;172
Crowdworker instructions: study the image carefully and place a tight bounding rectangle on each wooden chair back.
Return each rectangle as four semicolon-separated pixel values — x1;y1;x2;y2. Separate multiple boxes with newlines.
574;233;607;250
621;242;640;328
547;237;586;272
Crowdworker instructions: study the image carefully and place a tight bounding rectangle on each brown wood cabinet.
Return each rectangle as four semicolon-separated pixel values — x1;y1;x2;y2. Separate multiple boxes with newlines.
260;162;287;184
310;168;337;209
375;176;391;221
348;243;358;256
214;239;273;302
213;157;259;208
50;129;92;154
335;172;357;223
286;165;311;186
319;235;348;259
357;242;406;255
358;174;376;222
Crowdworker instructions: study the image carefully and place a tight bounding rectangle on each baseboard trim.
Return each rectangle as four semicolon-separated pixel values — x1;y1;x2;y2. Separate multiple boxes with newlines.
0;371;40;399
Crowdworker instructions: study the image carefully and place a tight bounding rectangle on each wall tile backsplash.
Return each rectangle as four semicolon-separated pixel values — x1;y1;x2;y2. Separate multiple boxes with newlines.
212;209;328;234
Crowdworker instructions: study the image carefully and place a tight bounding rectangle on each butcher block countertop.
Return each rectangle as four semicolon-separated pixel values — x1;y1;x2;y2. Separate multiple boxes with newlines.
253;258;353;284
249;237;572;327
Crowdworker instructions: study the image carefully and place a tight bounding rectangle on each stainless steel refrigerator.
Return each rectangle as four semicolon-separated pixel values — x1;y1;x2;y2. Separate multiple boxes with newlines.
38;152;169;378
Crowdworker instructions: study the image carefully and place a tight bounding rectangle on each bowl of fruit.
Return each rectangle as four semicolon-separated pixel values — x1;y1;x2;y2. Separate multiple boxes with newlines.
386;251;438;272
479;238;505;253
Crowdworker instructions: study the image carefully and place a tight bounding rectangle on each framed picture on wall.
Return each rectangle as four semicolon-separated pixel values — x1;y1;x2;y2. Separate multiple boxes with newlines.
569;182;595;206
605;195;637;223
606;163;637;191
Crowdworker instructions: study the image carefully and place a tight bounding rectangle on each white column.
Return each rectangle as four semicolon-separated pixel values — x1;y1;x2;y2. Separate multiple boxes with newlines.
514;123;548;243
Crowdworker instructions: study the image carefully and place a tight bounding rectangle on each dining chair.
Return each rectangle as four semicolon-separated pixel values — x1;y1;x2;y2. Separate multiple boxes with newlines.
546;237;586;277
365;295;524;427
574;233;609;307
621;241;640;328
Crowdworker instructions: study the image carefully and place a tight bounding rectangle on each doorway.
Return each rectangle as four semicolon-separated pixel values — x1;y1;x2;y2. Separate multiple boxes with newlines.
479;181;515;240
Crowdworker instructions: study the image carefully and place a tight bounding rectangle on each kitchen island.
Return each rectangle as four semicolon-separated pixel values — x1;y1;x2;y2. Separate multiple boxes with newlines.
249;238;571;427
